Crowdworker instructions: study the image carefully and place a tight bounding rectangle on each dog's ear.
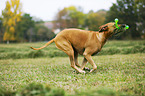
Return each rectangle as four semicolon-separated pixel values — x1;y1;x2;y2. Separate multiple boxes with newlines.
99;25;108;32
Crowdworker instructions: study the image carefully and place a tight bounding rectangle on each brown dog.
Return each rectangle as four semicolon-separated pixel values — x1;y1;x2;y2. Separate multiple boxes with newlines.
31;22;127;73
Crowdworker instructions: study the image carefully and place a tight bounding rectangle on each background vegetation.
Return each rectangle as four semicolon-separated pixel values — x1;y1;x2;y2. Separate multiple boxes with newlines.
0;40;144;59
0;0;145;43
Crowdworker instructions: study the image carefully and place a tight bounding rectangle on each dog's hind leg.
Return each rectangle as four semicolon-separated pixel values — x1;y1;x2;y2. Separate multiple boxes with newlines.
55;40;85;73
69;55;85;73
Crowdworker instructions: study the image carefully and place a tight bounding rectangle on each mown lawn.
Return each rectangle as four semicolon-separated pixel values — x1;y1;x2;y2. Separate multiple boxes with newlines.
0;41;145;96
0;40;144;59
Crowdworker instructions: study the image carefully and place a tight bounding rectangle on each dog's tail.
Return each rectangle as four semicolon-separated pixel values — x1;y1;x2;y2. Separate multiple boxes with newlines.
30;39;54;50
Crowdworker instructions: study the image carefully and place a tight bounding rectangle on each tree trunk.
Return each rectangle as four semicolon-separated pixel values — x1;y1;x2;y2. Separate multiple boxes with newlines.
7;40;9;44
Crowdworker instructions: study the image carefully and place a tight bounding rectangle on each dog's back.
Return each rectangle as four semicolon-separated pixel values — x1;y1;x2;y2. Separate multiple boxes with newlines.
54;28;97;55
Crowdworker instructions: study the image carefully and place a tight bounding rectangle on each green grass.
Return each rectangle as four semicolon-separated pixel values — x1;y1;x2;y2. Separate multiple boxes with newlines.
0;40;144;59
0;54;145;95
0;41;145;95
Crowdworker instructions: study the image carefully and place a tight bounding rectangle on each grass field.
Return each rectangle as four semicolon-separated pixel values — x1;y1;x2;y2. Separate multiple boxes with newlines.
0;40;145;59
0;40;145;96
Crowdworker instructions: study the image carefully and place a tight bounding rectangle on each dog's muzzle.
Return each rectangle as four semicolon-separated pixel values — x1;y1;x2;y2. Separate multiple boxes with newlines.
121;24;126;27
113;24;126;35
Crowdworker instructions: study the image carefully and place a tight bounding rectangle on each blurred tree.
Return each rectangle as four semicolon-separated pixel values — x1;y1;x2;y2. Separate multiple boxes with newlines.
35;25;55;41
136;0;145;39
2;0;22;43
16;13;35;42
106;0;143;39
97;9;107;17
0;17;4;43
32;16;44;24
27;27;34;42
54;6;85;29
85;10;106;31
16;13;55;42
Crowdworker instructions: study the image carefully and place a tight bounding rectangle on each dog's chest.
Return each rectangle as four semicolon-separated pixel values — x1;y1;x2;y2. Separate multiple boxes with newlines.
91;43;102;56
92;50;100;56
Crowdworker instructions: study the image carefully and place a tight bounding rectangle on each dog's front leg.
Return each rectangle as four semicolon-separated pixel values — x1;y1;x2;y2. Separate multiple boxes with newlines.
80;57;89;70
83;53;97;73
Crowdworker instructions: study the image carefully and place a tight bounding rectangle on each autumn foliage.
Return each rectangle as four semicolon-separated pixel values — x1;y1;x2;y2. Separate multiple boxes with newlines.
53;6;106;31
2;0;22;42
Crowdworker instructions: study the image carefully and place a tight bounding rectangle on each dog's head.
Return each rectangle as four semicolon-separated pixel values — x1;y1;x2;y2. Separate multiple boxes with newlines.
99;22;127;37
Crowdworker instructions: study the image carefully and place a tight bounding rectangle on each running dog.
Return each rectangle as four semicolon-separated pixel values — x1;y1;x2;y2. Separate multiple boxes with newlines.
31;22;127;73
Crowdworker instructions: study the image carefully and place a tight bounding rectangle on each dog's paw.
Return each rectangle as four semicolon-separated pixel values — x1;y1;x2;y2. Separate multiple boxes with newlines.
73;70;86;74
81;70;86;74
83;67;90;71
90;69;94;73
89;69;97;73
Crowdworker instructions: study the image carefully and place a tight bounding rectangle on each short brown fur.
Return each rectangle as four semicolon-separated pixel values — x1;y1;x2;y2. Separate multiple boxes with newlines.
31;22;126;73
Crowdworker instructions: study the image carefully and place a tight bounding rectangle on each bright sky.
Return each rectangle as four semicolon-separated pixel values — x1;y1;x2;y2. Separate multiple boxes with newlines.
0;0;116;21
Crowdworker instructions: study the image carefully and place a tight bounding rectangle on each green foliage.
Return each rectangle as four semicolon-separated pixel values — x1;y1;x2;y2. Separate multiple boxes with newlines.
0;17;4;42
137;0;145;38
54;6;86;29
106;0;145;39
35;25;55;41
2;0;22;42
16;13;35;42
15;14;55;42
1;0;55;43
1;1;145;42
85;10;106;31
54;7;107;31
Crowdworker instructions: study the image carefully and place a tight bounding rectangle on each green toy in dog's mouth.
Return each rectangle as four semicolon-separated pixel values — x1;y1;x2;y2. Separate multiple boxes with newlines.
115;18;129;29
